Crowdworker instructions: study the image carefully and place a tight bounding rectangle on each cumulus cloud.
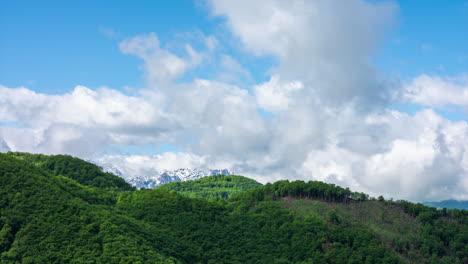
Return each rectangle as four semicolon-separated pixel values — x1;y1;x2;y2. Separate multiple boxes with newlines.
254;75;303;111
299;109;468;201
119;33;203;83
1;0;467;202
208;0;398;107
402;74;468;109
0;85;164;129
0;84;175;156
0;68;265;159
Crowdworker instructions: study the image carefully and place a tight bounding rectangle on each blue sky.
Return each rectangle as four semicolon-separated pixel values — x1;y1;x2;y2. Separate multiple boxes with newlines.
1;0;468;201
0;0;273;93
1;0;466;94
376;1;467;78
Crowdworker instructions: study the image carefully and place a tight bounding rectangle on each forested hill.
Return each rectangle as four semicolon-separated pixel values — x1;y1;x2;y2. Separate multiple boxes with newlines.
0;152;467;263
157;174;262;199
4;152;134;191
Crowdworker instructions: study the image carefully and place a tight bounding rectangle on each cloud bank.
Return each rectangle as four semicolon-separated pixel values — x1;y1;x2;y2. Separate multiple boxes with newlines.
1;0;467;202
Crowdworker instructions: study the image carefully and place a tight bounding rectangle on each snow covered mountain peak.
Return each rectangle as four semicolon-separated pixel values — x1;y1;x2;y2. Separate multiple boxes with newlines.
126;168;232;189
95;160;232;189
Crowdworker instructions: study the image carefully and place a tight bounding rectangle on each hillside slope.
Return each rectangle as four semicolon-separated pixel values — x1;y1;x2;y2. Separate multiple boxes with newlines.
0;152;467;263
0;154;176;263
5;152;134;191
157;174;262;199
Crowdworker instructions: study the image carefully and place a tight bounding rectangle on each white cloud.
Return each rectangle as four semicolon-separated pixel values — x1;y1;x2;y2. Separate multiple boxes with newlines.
0;76;265;159
97;152;208;176
254;75;303;111
0;85;168;130
298;109;468;201
208;0;398;106
216;54;251;83
403;74;468;108
119;33;202;83
0;84;176;157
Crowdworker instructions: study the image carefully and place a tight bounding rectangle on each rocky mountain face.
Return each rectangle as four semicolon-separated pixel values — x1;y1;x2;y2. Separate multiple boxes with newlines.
129;168;232;189
98;163;231;189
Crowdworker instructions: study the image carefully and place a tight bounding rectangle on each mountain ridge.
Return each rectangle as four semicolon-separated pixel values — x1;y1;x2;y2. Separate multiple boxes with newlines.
98;162;232;189
1;152;467;263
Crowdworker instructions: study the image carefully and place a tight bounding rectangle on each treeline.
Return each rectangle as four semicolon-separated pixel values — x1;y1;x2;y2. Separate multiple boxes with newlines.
395;199;467;220
231;179;369;205
232;179;467;218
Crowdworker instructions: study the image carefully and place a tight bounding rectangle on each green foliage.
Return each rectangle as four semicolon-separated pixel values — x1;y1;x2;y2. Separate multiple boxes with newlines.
0;153;175;263
6;152;134;191
158;174;262;199
0;152;467;263
229;179;366;204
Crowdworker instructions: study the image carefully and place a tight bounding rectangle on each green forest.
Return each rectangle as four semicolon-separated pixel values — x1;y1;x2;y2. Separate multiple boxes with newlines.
0;152;467;263
157;174;262;199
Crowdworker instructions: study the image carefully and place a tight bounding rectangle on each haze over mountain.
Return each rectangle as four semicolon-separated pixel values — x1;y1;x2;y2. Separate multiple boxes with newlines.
102;165;231;189
0;139;11;153
95;157;232;189
423;200;468;210
1;0;467;203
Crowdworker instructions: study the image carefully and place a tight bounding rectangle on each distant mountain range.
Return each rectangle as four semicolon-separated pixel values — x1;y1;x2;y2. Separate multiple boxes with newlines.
100;163;231;189
423;200;468;210
0;137;231;189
